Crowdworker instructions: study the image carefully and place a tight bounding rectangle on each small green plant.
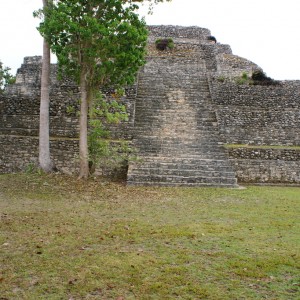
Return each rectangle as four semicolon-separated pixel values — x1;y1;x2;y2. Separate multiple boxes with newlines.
235;78;246;85
155;38;174;51
235;72;250;85
241;72;248;80
66;105;75;115
24;162;37;174
217;76;226;82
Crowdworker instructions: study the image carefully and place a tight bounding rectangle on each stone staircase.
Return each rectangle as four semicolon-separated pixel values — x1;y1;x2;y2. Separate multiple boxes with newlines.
127;55;238;187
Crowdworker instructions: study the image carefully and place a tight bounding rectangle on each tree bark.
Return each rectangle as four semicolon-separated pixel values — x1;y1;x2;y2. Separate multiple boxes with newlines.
78;68;89;179
39;0;55;172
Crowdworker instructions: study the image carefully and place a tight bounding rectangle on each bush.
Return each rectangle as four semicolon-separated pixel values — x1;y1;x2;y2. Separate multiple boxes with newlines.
155;38;174;51
251;70;279;86
235;72;250;85
252;70;268;81
207;36;217;43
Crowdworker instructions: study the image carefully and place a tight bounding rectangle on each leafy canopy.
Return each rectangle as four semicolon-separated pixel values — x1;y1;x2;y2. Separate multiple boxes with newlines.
0;61;15;92
36;0;148;89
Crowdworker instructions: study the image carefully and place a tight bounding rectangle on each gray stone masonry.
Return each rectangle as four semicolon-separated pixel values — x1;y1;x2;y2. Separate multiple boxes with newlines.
127;49;238;187
0;56;135;174
1;25;300;184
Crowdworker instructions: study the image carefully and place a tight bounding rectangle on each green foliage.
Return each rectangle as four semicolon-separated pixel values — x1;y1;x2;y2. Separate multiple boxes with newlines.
241;71;248;80
88;92;133;173
130;0;172;14
217;76;226;82
35;0;148;177
66;105;75;115
24;162;37;174
207;35;217;43
251;69;279;86
36;0;148;88
252;69;267;81
235;72;251;85
155;38;174;50
234;70;279;86
0;61;16;92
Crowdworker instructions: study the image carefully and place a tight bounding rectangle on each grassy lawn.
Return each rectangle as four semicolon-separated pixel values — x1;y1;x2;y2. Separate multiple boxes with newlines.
0;174;299;299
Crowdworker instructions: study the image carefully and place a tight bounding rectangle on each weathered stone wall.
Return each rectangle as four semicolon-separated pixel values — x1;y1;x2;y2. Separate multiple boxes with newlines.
210;80;300;146
227;147;300;183
215;54;261;78
147;25;211;43
209;78;300;183
0;135;79;174
1;25;300;184
0;56;81;173
0;55;136;174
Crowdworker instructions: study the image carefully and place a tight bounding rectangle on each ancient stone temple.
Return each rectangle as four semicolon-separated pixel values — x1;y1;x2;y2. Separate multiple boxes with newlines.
1;26;300;186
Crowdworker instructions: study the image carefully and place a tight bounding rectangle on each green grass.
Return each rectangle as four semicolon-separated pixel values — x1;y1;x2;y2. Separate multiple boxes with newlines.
0;174;299;299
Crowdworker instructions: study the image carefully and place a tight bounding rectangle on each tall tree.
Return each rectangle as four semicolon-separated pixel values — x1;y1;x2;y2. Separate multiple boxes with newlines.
38;0;148;179
38;0;55;172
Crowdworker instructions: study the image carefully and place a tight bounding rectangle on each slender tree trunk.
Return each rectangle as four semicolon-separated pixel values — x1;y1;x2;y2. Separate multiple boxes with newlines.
39;0;55;172
78;68;89;179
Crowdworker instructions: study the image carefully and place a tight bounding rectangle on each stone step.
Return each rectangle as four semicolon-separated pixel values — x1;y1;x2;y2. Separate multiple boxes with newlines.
133;117;218;122
134;106;215;112
127;181;238;188
130;157;233;167
137;88;210;92
134;115;218;122
137;86;210;91
135;98;213;103
134;98;213;104
134;105;215;111
135;147;227;153
127;174;238;186
133;147;228;155
133;128;220;135
127;58;237;187
135;89;210;93
135;98;212;104
133;141;227;150
133;119;218;126
137;89;207;94
132;153;228;160
133;125;219;131
137;79;208;83
132;134;223;142
134;112;215;118
133;138;225;145
129;167;236;177
137;80;208;84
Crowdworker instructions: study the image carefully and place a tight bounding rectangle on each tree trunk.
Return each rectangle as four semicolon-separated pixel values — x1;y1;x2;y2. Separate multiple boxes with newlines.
78;68;89;179
39;0;55;172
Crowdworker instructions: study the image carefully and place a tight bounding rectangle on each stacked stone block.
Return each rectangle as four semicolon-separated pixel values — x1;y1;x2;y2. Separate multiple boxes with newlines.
1;25;299;185
127;51;238;187
0;56;134;174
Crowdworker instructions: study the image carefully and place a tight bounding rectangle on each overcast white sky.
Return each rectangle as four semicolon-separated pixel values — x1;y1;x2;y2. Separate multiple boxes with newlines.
0;0;299;80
